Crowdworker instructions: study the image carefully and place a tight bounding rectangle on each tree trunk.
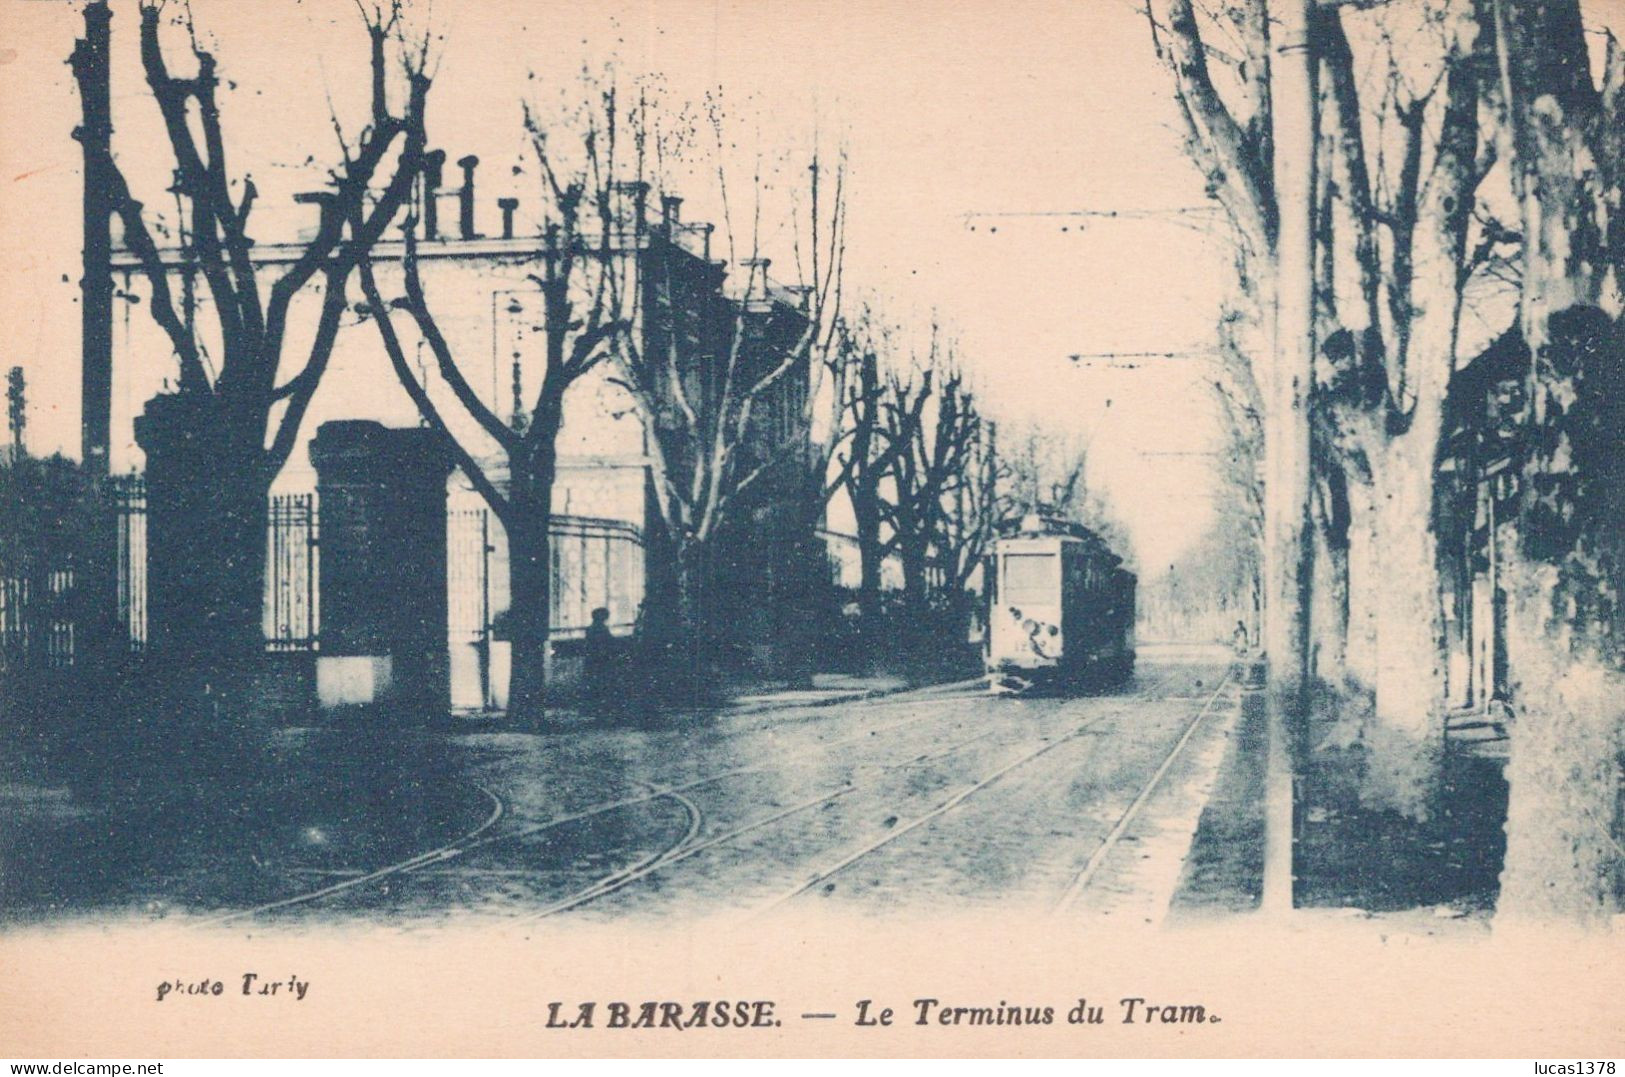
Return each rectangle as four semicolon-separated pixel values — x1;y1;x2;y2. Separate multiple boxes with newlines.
855;498;883;619
505;516;550;722
1308;504;1348;685
1496;552;1622;927
1344;476;1379;692
505;460;554;723
664;539;719;707
1362;440;1445;818
1356;15;1477;817
900;542;929;612
1494;308;1624;926
1489;0;1624;925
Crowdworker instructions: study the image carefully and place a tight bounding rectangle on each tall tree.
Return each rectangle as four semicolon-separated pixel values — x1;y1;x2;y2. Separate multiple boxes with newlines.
1311;0;1492;815
1145;0;1316;733
1212;302;1267;647
829;311;898;627
1000;422;1130;558
358;86;632;721
1486;0;1625;926
70;2;426;701
611;133;846;688
874;341;989;617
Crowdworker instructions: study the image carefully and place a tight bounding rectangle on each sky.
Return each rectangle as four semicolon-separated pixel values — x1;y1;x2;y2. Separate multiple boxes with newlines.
0;0;1240;572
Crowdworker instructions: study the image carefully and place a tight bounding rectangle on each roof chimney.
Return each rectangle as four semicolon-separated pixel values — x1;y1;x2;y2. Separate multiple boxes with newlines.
497;197;519;240
422;149;445;239
457;154;480;240
661;194;682;230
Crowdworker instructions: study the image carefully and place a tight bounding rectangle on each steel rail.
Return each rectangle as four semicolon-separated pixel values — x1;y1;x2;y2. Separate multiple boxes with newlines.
750;675;1175;917
1050;667;1234;915
199;782;506;926
201;685;994;922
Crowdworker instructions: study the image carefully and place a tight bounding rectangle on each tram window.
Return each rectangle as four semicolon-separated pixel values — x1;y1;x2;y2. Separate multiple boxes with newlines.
1003;553;1059;606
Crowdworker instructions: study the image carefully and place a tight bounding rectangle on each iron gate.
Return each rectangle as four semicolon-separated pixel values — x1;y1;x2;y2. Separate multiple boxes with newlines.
264;493;318;651
448;509;645;642
447;509;645;710
111;479;318;656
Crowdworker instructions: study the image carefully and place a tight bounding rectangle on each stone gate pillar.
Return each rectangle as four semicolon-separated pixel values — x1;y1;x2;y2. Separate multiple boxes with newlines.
310;421;451;716
134;391;232;669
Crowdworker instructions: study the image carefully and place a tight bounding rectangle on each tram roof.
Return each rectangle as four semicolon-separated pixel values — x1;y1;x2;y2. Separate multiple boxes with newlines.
995;514;1124;562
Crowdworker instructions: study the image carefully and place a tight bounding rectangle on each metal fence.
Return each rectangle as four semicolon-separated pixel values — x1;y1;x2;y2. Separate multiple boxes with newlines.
446;508;645;713
2;477;316;669
264;493;318;652
113;474;146;652
0;474;137;672
448;508;645;645
0;570;76;670
4;479;641;674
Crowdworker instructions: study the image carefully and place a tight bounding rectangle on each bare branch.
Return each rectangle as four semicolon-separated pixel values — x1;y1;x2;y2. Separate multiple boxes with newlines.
357;253;511;521
398;227;521;452
1146;0;1275;254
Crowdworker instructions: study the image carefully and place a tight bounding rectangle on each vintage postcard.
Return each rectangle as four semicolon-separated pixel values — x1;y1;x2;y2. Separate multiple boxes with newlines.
1;0;1623;1061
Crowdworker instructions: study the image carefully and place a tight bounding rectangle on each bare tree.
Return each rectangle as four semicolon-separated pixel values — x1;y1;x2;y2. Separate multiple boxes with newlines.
828;311;898;625
1002;426;1088;521
874;339;986;613
610;127;846;683
70;2;426;698
1311;0;1493;815
1144;0;1316;733
1212;302;1266;647
355;83;634;721
937;407;1002;609
1485;0;1625;926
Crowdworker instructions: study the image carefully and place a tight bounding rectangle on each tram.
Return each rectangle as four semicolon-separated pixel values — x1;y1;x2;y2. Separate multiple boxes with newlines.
985;514;1136;693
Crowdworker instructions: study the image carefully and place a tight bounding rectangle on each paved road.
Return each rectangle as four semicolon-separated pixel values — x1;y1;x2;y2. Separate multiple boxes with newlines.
1;644;1248;926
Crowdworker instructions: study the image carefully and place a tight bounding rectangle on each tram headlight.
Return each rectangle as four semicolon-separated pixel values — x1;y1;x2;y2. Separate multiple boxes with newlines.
1022;619;1038;634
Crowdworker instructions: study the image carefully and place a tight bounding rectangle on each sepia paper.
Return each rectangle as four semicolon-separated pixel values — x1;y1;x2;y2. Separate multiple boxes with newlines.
2;0;1623;1061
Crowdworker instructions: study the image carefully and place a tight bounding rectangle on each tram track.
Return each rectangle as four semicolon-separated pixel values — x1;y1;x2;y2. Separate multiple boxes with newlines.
514;777;708;918
201;681;1009;923
741;667;1235;918
512;718;1025;920
199;782;508;927
1050;666;1234;916
749;680;1172;917
200;663;1219;924
476;673;1182;921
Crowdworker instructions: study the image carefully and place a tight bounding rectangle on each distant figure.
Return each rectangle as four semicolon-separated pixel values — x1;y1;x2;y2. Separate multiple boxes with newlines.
584;607;616;714
1232;620;1250;655
840;600;864;664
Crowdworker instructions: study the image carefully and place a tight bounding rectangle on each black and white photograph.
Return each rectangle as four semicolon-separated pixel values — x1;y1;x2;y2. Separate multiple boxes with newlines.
0;0;1621;1061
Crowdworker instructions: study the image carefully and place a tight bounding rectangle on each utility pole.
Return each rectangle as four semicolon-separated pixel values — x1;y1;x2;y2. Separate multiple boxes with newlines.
73;2;113;478
6;367;25;463
69;1;122;669
1262;0;1318;915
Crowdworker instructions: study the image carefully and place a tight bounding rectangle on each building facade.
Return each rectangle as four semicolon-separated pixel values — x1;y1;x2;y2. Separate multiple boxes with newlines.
101;157;818;708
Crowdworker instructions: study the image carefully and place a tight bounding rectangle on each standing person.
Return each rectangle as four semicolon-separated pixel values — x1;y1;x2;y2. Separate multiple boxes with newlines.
583;607;615;715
